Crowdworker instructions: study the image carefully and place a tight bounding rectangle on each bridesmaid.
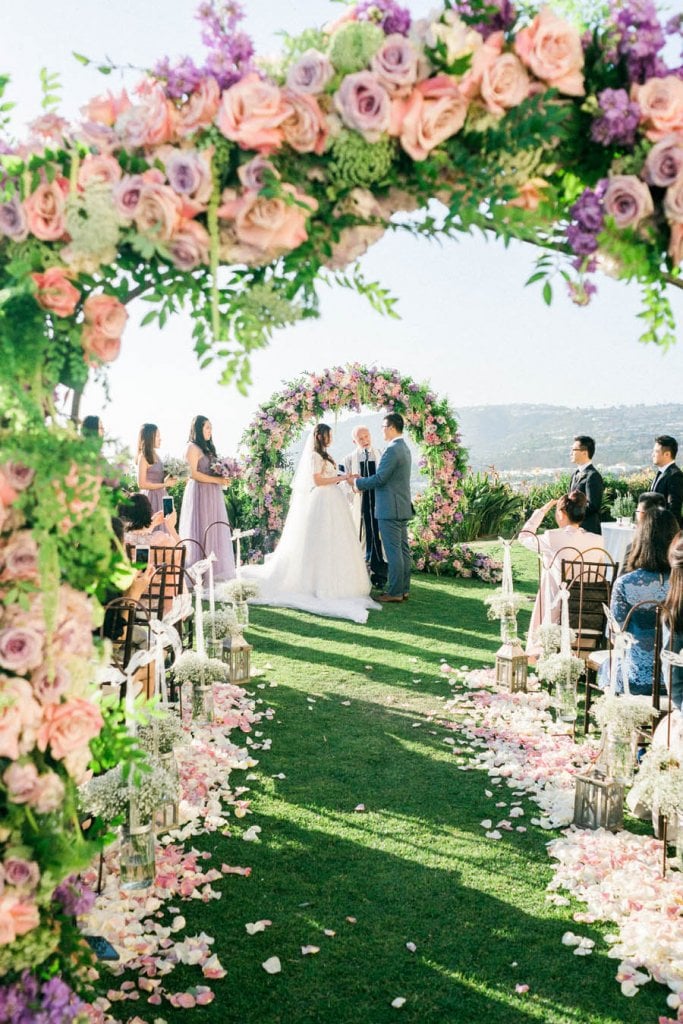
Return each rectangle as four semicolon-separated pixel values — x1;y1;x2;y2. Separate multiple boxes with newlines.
136;423;177;516
179;415;236;580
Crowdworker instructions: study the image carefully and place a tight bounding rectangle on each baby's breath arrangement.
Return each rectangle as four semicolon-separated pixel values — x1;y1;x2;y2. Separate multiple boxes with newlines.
172;651;227;684
79;762;179;823
214;579;260;603
204;606;241;639
630;748;683;819
591;693;653;742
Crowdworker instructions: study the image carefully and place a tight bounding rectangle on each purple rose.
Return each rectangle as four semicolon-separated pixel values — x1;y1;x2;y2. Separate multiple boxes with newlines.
165;149;211;199
78;120;117;151
603;174;654;229
370;34;420;95
2;530;39;582
0;195;28;242
286;49;334;95
2;462;34;491
3;762;39;804
237;155;280;191
4;858;40;891
644;136;683;187
334;71;391;143
0;627;43;675
112;174;144;220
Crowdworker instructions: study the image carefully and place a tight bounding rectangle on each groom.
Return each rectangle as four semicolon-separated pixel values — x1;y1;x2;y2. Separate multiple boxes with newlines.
351;413;412;603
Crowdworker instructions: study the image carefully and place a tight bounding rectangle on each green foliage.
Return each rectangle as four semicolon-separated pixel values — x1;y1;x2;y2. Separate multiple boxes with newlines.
455;472;525;541
327;21;384;74
38;67;62;112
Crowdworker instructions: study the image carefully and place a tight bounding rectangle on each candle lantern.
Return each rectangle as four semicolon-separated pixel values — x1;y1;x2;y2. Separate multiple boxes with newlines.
573;770;624;831
495;640;528;693
222;635;252;684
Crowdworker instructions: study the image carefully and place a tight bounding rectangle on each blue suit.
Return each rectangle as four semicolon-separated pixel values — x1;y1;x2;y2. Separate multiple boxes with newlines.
356;437;412;597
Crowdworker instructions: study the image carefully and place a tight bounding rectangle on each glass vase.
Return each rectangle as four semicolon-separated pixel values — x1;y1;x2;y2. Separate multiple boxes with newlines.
205;639;222;660
500;613;518;645
191;680;214;724
554;673;578;722
601;726;637;784
676;814;683;872
119;803;155;891
232;599;249;630
155;751;181;833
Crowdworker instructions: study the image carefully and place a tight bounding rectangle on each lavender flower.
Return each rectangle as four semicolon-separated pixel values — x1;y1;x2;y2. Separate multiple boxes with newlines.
53;874;96;917
0;194;28;242
590;88;640;147
356;0;412;36
609;0;668;84
0;972;86;1024
567;187;605;256
445;0;517;39
152;56;203;100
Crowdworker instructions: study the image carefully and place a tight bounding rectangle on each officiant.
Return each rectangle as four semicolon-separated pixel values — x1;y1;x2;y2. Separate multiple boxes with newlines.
344;425;388;589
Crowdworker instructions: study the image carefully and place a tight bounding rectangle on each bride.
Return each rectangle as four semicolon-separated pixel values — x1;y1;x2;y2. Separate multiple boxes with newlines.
243;423;380;624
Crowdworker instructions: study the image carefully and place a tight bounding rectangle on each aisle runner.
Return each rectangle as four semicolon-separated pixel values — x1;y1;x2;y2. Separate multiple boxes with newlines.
441;665;683;1018
81;681;273;1021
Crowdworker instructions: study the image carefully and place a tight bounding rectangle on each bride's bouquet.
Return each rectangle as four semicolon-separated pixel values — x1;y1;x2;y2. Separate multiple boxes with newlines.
211;455;242;479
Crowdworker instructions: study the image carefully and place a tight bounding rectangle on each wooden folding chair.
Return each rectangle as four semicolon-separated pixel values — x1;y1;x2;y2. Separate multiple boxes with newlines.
99;597;150;698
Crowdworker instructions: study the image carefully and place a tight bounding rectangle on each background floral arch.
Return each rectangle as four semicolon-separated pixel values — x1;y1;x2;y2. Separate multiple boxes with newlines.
241;363;500;582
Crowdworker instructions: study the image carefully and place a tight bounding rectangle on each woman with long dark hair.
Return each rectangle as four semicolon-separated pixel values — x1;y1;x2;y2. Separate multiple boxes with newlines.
242;422;378;623
178;415;235;579
136;423;177;516
661;532;683;710
598;506;678;693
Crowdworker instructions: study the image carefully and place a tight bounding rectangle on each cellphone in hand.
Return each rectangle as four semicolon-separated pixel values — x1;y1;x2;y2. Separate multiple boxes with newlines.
338;464;346;473
162;495;174;516
135;546;150;567
83;935;120;961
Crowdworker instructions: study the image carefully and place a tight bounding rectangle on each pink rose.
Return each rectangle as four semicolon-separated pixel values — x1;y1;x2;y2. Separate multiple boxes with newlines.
3;762;39;804
514;9;585;96
392;76;468;162
643;135;683;187
24;179;69;241
633;76;683;141
371;35;420;97
138;82;178;146
334;72;392;143
77;153;122;188
219;184;318;256
31;770;65;813
669;221;683;265
507;178;549;211
112;174;144;220
216;73;290;153
26;113;70;147
281;91;328;154
286;50;334;95
177;77;221;137
664;174;683;224
30;662;71;705
54;584;95;659
481;53;531;116
134;181;183;241
0;895;40;944
1;530;39;582
2;463;34;492
0;676;42;758
166;218;210;271
603;174;654;229
37;696;103;763
324;188;386;271
0;627;44;677
31;268;80;319
4;858;39;891
81;89;131;127
83;293;128;341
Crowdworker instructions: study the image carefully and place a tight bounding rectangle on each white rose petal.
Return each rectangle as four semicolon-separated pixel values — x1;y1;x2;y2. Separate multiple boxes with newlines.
485;830;502;840
246;920;272;935
480;819;492;829
301;945;320;955
391;997;407;1008
262;956;281;974
406;942;417;953
243;825;262;841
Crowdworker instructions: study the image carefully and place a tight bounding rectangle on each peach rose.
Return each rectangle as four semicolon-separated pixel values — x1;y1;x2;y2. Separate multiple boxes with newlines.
166;218;210;271
633;76;683;142
0;896;40;944
392;76;468;162
514;9;585;96
0;676;42;759
220;184;318;255
669;222;683;265
604;174;654;229
1;529;39;582
324;188;387;271
178;77;221;137
77;153;122;188
37;696;103;763
31;770;65;813
83;293;128;340
81;89;131;126
216;73;290;153
665;174;683;224
281;90;328;155
507;178;550;211
31;267;80;318
23;178;69;241
481;53;531;116
459;30;504;102
134;181;183;241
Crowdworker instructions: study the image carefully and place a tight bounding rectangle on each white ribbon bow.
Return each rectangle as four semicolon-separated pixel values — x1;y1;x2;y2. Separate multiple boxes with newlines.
602;603;636;695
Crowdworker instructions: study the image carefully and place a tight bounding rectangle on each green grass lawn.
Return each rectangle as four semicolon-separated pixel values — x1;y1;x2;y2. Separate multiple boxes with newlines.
118;546;669;1024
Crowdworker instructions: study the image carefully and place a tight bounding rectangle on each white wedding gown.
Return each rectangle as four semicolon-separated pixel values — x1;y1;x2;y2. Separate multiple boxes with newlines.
243;450;380;624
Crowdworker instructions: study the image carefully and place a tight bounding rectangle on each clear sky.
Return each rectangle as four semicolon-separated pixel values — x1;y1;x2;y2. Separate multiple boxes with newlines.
4;0;683;460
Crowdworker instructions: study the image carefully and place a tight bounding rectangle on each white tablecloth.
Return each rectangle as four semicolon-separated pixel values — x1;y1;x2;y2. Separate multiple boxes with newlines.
601;523;636;571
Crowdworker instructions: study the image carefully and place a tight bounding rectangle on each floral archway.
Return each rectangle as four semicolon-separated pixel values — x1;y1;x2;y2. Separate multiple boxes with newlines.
240;364;501;582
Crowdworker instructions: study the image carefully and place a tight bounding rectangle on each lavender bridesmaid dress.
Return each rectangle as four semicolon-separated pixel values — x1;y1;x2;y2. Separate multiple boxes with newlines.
140;458;166;515
179;450;235;581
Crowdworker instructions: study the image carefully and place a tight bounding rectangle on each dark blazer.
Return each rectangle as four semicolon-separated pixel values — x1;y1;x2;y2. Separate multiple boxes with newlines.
651;463;683;523
570;463;604;535
355;438;412;520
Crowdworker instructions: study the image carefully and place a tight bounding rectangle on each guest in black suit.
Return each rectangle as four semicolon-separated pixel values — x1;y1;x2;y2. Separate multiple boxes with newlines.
569;435;603;535
651;434;683;524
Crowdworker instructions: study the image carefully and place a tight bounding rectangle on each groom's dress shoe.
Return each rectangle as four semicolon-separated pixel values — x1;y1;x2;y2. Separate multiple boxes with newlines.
378;594;403;603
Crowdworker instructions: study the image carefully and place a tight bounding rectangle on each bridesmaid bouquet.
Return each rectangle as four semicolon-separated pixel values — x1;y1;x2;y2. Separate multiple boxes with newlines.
162;456;189;480
211;456;242;479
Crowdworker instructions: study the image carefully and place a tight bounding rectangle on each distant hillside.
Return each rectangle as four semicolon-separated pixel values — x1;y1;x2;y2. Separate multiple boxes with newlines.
455;403;683;474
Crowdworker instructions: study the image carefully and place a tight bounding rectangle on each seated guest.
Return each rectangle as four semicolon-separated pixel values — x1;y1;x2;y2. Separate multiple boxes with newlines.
651;435;683;524
661;532;683;711
101;517;154;642
620;492;667;573
119;493;180;550
82;415;104;439
598;507;678;694
569;435;604;534
519;491;606;651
